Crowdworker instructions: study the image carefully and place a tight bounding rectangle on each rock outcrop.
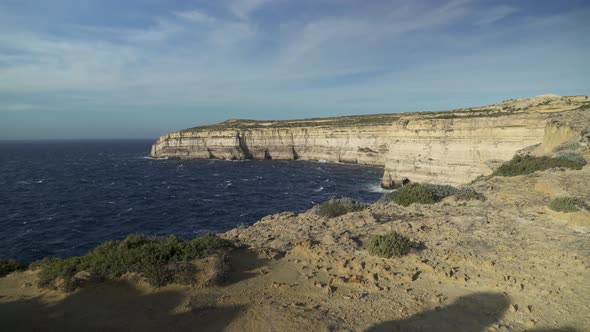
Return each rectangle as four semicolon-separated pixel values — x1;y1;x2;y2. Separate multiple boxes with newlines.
150;95;590;187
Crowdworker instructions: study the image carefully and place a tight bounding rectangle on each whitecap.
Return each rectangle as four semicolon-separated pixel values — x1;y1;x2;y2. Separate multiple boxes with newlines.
367;184;394;193
313;186;324;192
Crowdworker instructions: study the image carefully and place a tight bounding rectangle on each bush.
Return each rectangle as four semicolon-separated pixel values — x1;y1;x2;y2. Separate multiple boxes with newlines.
454;187;486;201
0;259;26;278
492;155;585;177
423;184;458;201
384;184;435;206
315;198;367;218
548;197;589;213
556;152;587;165
367;232;413;258
33;234;234;291
553;141;581;152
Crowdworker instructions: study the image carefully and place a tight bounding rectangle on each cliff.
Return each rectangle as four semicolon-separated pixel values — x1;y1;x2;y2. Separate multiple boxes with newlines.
151;94;590;187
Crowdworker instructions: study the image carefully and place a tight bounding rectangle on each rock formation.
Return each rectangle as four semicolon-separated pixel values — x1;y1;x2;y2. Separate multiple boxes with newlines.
150;95;589;187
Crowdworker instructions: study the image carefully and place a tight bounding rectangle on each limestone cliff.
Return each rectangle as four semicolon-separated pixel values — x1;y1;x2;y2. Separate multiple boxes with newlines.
150;95;590;187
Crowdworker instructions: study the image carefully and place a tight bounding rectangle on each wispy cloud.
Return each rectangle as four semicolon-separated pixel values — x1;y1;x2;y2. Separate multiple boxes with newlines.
174;10;218;25
0;103;48;112
228;0;272;19
477;5;518;25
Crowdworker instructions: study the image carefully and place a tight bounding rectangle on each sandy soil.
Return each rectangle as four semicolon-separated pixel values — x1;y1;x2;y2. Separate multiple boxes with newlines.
1;165;589;331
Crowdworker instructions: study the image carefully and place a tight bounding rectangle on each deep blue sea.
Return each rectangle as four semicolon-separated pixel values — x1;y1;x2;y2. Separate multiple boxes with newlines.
0;140;386;263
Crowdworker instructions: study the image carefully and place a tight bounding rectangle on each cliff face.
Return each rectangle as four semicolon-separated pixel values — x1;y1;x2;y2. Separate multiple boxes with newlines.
150;95;590;187
150;125;391;166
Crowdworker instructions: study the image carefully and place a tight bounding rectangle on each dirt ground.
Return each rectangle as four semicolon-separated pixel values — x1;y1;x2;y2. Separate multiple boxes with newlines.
1;164;589;332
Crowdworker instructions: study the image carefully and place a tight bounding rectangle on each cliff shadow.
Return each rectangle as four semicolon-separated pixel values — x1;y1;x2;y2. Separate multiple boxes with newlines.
225;248;272;285
0;280;245;332
366;292;509;332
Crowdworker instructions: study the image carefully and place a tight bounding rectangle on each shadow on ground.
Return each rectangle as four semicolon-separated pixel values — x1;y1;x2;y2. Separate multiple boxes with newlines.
366;292;508;332
0;249;274;332
366;292;578;332
0;280;245;331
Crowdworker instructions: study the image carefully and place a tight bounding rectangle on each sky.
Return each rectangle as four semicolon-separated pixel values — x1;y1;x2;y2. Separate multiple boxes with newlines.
0;0;589;139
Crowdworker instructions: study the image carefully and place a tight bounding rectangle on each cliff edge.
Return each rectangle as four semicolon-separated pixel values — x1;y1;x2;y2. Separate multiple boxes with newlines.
151;95;590;187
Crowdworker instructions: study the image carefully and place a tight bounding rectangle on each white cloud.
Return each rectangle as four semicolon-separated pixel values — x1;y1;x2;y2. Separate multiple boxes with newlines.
0;0;587;118
174;10;218;25
228;0;272;19
477;5;518;25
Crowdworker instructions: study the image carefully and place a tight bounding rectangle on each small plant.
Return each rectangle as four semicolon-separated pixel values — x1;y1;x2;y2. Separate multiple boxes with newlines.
384;184;435;206
548;197;589;213
367;232;414;258
0;259;26;278
492;155;585;177
423;184;458;201
33;234;234;292
556;152;587;165
454;187;486;201
315;198;367;218
553;141;581;152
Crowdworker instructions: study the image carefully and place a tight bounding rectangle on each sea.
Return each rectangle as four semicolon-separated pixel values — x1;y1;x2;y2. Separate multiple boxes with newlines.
0;140;387;263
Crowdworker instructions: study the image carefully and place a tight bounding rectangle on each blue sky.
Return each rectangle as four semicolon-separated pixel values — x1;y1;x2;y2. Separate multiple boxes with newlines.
0;0;589;139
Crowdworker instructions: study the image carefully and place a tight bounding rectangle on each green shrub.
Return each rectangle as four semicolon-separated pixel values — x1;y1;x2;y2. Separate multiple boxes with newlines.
0;259;26;278
556;152;587;165
384;184;435;206
553;141;581;152
492;155;585;177
315;198;367;218
454;188;486;201
367;232;414;258
548;197;589;213
423;184;458;201
33;234;234;291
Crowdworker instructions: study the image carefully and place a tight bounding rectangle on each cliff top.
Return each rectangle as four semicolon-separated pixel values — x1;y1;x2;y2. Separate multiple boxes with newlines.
181;94;589;132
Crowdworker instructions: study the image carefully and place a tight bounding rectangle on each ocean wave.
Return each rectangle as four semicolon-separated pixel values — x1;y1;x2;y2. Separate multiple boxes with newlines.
143;156;168;160
367;184;394;193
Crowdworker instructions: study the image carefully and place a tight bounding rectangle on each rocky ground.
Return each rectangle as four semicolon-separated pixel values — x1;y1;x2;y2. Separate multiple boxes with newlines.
1;160;588;331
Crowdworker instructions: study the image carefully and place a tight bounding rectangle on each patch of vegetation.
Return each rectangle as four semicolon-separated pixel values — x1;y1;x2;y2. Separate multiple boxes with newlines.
0;259;26;278
492;155;586;177
556;152;587;165
428;109;518;120
367;232;414;258
315;198;367;218
454;188;486;201
384;183;485;206
181;113;401;132
553;141;581;152
384;184;435;206
548;197;589;213
32;234;234;292
422;184;458;201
